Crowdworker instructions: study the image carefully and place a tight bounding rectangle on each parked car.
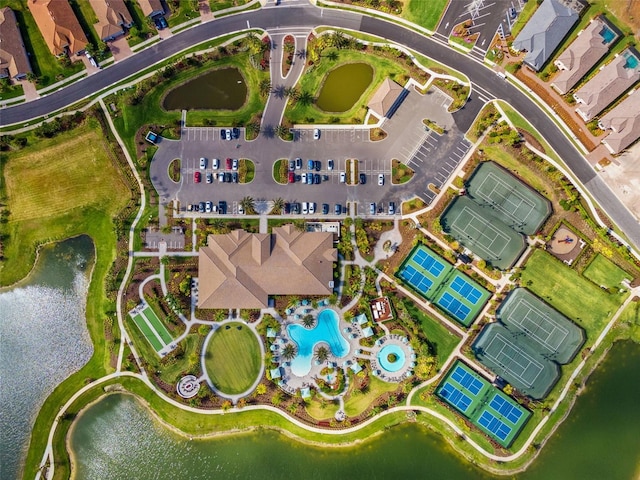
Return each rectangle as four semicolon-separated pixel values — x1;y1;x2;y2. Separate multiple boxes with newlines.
226;158;232;169
232;127;240;139
328;159;334;170
289;160;295;171
314;160;321;172
302;202;309;215
238;203;244;215
322;203;329;215
322;175;329;182
212;158;219;169
218;172;224;182
369;203;376;215
220;129;227;141
378;173;384;186
313;128;320;140
198;201;205;213
288;171;295;183
309;202;316;214
194;171;201;183
232;172;239;183
284;202;291;214
225;129;232;140
301;173;307;184
218;201;227;214
232;158;238;171
224;172;232;183
200;157;206;169
205;201;213;213
307;159;314;170
187;204;194;212
306;173;313;185
154;16;167;30
334;204;341;215
360;173;366;184
314;174;320;184
291;202;300;214
388;201;396;215
295;158;302;170
206;172;213;184
340;172;346;183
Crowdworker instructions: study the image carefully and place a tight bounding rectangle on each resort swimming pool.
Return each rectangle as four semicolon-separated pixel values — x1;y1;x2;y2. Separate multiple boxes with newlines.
287;309;349;377
378;344;406;372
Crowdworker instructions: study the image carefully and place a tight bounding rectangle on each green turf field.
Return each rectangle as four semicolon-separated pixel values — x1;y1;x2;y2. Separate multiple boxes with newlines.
141;305;173;344
204;322;261;395
131;313;163;351
583;254;631;289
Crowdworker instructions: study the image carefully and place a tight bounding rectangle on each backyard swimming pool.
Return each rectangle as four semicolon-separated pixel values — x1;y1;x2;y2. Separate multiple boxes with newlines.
378;344;406;372
287;309;349;377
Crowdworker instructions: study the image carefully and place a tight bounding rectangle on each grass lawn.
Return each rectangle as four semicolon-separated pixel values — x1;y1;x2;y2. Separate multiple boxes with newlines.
210;0;252;12
0;0;84;86
617;300;640;343
521;249;628;337
273;159;288;184
71;0;102;48
239;158;254;183
392;159;414;184
400;300;460;368
0;82;24;101
284;49;410;126
305;397;340;420
204;322;261;394
344;374;397;417
583;254;632;289
1;119;130;284
123;0;155;47
141;305;173;344
403;0;449;31
509;0;538;39
167;1;200;28
131;313;164;351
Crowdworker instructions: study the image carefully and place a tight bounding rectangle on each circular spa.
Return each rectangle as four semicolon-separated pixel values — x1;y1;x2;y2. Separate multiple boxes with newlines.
377;344;406;373
287;309;350;377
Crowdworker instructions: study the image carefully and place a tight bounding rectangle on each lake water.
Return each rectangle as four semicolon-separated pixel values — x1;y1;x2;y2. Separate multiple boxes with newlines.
70;342;640;479
0;236;95;480
316;63;373;113
162;67;247;111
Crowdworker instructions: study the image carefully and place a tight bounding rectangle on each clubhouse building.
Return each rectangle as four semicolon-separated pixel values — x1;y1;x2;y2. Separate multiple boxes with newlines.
198;225;337;309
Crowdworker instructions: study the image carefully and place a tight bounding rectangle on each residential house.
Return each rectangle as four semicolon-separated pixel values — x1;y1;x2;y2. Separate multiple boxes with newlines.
574;48;640;121
137;0;164;18
599;91;640;154
511;0;581;72
198;225;337;309
91;0;134;42
0;7;32;80
551;16;618;94
27;0;88;56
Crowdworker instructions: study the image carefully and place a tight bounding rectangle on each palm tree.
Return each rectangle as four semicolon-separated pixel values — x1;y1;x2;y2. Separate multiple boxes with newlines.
259;79;272;97
240;196;255;214
302;314;315;328
284;86;300;100
315;345;329;363
275;124;289;139
326;50;339;61
282;343;297;360
298;90;314;106
271;197;285;214
246;121;261;137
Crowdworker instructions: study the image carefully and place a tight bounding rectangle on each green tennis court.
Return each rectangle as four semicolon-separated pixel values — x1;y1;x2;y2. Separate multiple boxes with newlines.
497;288;584;363
466;162;551;235
473;323;560;399
436;360;531;447
441;196;526;270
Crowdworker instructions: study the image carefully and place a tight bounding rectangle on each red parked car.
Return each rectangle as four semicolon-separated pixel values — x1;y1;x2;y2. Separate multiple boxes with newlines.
288;171;295;183
226;157;232;170
194;171;201;183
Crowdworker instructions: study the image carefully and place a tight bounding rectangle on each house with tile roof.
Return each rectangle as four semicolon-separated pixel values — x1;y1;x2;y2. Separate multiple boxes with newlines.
512;0;581;72
0;7;32;80
367;78;407;119
198;225;337;309
27;0;88;56
551;16;618;94
599;91;640;154
91;0;134;42
137;0;164;18
574;48;640;122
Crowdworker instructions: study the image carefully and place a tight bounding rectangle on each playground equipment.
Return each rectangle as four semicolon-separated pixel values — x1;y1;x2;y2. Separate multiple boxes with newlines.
558;236;574;244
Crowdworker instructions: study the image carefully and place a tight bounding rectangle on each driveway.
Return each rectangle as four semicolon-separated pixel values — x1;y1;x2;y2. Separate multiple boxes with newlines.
109;36;133;62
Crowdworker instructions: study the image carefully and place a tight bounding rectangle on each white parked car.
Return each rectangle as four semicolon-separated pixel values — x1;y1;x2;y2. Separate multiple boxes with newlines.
232;158;238;171
212;158;219;169
302;202;309;215
378;173;384;186
340;172;346;183
199;157;206;169
313;128;320;140
238;204;245;215
328;159;334;170
309;202;316;214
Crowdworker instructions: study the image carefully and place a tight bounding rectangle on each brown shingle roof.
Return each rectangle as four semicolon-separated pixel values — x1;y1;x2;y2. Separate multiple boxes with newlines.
367;78;404;118
599;91;640;154
574;48;640;121
137;0;163;17
198;225;337;309
0;7;32;79
91;0;134;41
552;16;617;94
27;0;88;56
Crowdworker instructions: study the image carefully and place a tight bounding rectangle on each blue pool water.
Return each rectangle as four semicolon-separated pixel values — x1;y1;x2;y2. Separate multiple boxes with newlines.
600;25;616;44
287;309;349;377
624;52;639;69
378;344;406;372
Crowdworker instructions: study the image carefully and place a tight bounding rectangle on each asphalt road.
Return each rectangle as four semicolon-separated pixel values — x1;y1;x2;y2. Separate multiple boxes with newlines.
2;5;638;248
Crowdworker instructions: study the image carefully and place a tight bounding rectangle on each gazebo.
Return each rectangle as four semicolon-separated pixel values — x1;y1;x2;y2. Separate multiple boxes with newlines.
367;78;407;119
